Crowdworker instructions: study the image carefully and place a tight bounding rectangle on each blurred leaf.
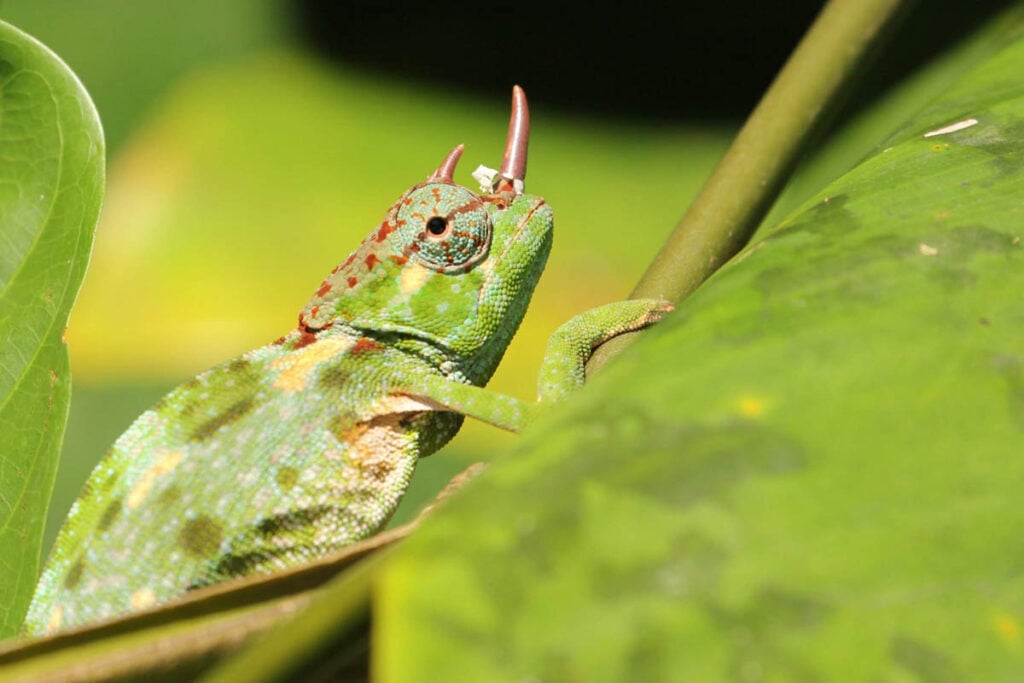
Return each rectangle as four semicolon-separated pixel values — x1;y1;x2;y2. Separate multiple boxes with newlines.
760;0;1024;233
0;22;103;636
371;8;1024;681
0;0;288;152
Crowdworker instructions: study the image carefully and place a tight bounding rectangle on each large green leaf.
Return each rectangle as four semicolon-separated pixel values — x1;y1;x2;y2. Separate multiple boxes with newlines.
371;9;1024;681
0;22;103;636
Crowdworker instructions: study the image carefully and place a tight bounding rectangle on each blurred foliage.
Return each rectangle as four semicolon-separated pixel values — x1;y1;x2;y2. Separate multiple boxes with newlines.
0;0;289;152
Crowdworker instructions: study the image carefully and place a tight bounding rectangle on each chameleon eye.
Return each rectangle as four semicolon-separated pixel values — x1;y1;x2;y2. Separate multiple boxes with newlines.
425;216;449;237
396;183;491;272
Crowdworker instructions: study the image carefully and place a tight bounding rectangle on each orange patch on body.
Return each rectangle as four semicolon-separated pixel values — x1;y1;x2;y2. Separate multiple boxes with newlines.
271;336;355;393
346;413;413;486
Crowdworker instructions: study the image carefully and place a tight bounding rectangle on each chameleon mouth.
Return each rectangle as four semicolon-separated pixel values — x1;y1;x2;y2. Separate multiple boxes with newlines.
476;195;550;306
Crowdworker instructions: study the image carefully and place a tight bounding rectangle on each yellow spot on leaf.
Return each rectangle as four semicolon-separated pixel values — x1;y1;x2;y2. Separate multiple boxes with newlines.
994;612;1021;650
399;262;431;296
738;396;766;418
271;336;354;393
127;451;185;509
918;243;939;256
131;588;157;610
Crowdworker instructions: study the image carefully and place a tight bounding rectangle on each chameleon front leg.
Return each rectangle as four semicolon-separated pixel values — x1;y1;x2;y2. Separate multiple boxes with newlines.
538;299;673;402
402;299;672;432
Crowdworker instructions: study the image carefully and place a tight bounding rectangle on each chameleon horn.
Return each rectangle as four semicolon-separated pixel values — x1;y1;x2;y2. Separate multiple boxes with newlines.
498;85;529;192
430;144;465;182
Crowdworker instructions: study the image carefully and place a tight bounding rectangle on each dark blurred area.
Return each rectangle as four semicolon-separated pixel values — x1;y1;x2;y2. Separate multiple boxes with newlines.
293;1;1014;123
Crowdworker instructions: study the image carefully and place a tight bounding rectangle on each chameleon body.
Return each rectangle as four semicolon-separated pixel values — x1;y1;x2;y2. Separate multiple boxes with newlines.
24;87;669;636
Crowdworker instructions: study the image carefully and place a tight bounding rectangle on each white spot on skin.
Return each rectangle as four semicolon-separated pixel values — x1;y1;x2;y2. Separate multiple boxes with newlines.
436;300;450;314
919;243;939;256
924;118;979;138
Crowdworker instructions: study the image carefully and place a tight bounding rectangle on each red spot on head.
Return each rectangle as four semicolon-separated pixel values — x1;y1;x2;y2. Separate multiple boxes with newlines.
375;220;397;243
316;281;333;297
351;337;382;354
389;254;409;266
364;253;381;270
342;253;357;269
347;276;358;288
298;310;332;336
272;336;287;345
294;330;318;349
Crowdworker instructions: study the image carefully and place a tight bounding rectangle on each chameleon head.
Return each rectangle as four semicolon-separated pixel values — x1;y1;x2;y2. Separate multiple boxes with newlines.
299;86;553;377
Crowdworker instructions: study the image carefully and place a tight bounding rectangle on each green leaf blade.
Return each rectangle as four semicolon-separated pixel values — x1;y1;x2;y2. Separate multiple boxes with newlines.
373;9;1024;681
0;21;103;637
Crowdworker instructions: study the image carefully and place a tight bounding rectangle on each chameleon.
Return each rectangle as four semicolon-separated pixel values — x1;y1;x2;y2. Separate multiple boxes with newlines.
23;86;671;636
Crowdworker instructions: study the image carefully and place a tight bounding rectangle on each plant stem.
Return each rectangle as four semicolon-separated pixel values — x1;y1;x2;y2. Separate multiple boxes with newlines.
587;0;917;374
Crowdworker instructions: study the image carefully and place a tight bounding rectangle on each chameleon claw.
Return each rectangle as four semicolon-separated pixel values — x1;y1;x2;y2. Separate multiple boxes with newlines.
430;144;465;182
497;85;529;194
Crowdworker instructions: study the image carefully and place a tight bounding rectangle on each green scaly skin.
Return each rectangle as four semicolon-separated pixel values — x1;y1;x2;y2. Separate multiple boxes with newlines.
23;88;670;636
